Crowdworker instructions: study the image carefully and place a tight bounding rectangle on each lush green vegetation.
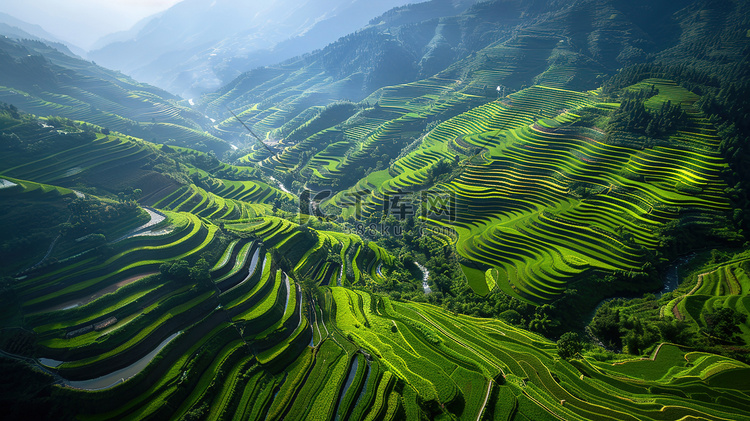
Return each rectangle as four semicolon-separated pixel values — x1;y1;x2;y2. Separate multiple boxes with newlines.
1;0;750;419
0;38;228;154
590;249;750;362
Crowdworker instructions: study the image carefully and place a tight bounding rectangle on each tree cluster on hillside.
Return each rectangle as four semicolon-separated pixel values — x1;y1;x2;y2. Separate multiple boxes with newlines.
602;62;750;238
607;95;687;137
557;332;583;360
63;197;140;239
704;307;748;344
590;291;749;361
159;257;213;290
0;106;98;154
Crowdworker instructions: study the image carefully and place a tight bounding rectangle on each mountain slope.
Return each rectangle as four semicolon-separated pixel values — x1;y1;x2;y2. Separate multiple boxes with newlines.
0;12;86;57
0;0;749;419
210;0;748;306
88;0;434;97
0;36;228;154
203;0;690;144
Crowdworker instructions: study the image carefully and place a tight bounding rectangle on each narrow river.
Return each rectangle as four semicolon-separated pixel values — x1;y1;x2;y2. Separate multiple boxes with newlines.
415;262;431;294
269;176;292;194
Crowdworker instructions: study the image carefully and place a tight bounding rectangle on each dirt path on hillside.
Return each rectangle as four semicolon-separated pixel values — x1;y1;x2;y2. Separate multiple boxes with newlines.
671;272;710;321
476;380;494;421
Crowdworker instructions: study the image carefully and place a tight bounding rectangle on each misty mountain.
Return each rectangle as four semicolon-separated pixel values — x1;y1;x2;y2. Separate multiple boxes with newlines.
0;12;86;58
202;0;694;141
0;36;229;154
88;0;429;98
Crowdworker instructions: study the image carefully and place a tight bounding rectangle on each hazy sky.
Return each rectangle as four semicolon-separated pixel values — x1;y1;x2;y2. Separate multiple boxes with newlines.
0;0;185;50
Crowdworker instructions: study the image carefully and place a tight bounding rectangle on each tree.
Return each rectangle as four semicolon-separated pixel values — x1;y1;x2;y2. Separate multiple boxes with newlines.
189;258;211;284
704;308;747;343
590;305;622;349
557;332;583;360
160;260;190;281
299;276;323;302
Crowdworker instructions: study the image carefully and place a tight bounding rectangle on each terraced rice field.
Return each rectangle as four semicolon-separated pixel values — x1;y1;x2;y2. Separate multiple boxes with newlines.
0;133;154;186
0;83;219;150
152;182;275;220
665;254;750;341
326;81;729;302
9;249;750;421
242;76;488;189
17;211;218;312
223;216;393;287
326;288;750;420
2;35;747;417
440;115;727;301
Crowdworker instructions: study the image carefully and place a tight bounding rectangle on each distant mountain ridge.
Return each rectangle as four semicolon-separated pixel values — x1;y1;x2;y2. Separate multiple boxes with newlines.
0;12;86;57
0;36;229;154
202;0;690;141
88;0;429;98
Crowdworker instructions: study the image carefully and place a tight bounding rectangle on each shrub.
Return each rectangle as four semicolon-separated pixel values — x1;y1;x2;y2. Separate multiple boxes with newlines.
557;332;583;360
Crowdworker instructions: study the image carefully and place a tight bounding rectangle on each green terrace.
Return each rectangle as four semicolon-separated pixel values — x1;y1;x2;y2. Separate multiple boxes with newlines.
0;176;158;276
208;70;335;135
0;84;223;152
0;133;154;187
333;85;597;218
412;85;729;302
439;33;566;91
0;85;195;130
5;232;750;420
236;76;489;190
664;252;750;345
152;183;275;220
622;78;722;149
223;216;394;287
327;288;750;420
16;211;218;313
30;249;312;420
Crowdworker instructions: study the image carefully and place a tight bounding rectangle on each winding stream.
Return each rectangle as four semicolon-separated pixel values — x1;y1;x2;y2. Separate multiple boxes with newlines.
657;254;695;298
269;176;292;194
415;262;431;294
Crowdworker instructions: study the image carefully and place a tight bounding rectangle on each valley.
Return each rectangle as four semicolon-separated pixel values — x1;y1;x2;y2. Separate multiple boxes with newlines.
0;0;749;420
